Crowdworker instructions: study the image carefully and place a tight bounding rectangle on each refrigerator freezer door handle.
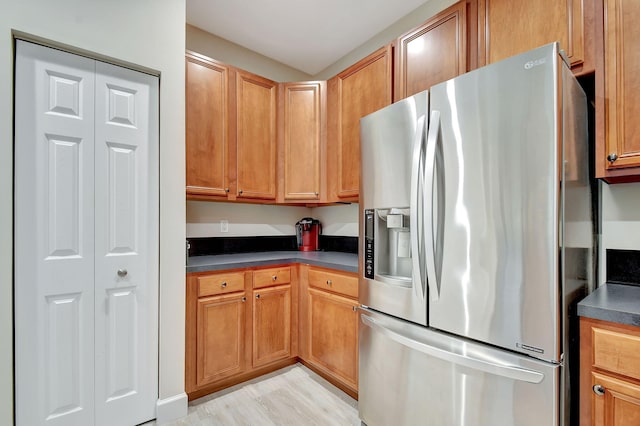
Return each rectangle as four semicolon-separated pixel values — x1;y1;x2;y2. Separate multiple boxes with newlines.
425;110;440;301
410;115;427;300
361;314;545;384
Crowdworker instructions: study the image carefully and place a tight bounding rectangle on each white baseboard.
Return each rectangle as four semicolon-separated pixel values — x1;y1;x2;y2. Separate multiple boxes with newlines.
155;392;188;424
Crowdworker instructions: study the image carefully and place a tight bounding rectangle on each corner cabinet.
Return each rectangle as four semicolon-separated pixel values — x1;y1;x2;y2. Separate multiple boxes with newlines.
596;0;640;182
394;0;472;101
300;266;359;398
235;70;278;200
278;81;326;202
479;0;594;74
185;52;231;198
580;317;640;425
327;45;393;202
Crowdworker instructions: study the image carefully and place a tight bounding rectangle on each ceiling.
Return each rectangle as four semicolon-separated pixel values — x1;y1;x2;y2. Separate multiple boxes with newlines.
186;0;430;76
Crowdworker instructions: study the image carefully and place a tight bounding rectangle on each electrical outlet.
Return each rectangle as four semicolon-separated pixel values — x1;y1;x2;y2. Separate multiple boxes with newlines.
220;220;229;233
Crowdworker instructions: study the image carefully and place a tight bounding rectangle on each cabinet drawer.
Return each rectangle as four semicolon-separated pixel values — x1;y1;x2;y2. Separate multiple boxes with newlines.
593;327;640;381
198;272;245;297
253;267;291;289
309;268;358;299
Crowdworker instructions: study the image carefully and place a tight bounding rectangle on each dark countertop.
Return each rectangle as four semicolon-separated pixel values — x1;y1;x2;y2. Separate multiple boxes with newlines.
186;251;359;274
577;283;640;327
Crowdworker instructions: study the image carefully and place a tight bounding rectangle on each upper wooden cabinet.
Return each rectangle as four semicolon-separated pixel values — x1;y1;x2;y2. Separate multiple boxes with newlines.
185;52;230;198
596;0;640;182
395;0;471;101
278;81;326;202
327;45;393;202
235;70;278;200
479;0;594;74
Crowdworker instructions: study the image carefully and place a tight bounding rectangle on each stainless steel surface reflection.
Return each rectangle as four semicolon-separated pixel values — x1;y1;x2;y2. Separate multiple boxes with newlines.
359;308;560;426
428;44;563;361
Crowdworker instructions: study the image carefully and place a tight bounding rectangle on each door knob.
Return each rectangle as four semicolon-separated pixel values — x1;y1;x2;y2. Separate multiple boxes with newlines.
117;269;128;277
593;384;605;396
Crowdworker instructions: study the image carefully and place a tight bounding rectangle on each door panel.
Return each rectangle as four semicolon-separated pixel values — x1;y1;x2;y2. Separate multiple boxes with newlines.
16;40;158;426
15;40;96;426
359;309;559;426
94;61;158;426
428;44;561;360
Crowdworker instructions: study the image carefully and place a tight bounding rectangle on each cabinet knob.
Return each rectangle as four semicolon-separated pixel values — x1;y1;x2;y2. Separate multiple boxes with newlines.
117;269;128;277
272;275;277;281
221;281;227;288
326;279;332;286
315;192;319;197
593;384;605;396
241;296;246;302
256;294;261;299
225;187;230;193
607;153;618;163
239;190;244;195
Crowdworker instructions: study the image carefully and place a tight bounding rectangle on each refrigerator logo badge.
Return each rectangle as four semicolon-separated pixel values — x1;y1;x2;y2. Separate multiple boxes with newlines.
517;342;544;354
524;58;546;70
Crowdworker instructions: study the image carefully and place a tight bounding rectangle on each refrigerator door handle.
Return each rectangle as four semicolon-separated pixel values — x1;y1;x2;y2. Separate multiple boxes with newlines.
410;115;427;300
425;110;441;301
361;314;545;384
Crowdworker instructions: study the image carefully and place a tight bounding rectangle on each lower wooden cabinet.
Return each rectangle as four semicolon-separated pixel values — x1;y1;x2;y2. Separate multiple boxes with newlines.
580;317;640;425
196;292;247;387
186;266;296;400
591;372;640;425
307;288;358;391
186;263;358;400
253;284;292;367
300;265;359;397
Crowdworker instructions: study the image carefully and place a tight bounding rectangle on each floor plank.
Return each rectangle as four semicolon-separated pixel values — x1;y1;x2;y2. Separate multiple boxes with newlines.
146;364;360;425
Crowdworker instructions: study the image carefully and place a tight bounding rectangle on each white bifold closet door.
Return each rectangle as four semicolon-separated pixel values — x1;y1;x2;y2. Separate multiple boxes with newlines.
14;40;159;426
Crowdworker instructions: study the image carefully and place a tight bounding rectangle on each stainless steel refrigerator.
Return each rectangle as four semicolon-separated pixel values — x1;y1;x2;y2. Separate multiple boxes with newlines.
358;43;594;426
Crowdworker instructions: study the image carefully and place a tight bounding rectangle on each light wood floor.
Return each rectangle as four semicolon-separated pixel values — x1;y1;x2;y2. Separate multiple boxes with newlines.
149;364;360;425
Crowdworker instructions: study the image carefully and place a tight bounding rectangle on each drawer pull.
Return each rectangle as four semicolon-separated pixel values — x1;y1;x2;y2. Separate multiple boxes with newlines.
272;275;277;281
221;282;227;288
593;384;605;396
326;280;332;286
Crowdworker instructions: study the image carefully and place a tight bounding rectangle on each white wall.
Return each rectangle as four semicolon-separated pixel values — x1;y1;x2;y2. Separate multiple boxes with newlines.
311;204;359;237
187;24;312;82
186;201;359;238
599;182;640;285
0;1;186;423
187;201;309;237
313;0;457;79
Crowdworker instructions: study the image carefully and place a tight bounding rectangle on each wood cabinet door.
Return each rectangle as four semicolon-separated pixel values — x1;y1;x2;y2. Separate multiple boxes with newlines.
235;70;277;200
196;292;248;387
252;284;291;367
279;82;325;201
395;1;467;101
601;0;640;175
328;45;392;201
186;52;230;197
592;372;640;426
307;288;358;390
480;0;590;72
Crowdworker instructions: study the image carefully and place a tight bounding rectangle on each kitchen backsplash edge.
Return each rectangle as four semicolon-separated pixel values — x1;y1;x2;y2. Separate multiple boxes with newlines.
187;235;358;257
